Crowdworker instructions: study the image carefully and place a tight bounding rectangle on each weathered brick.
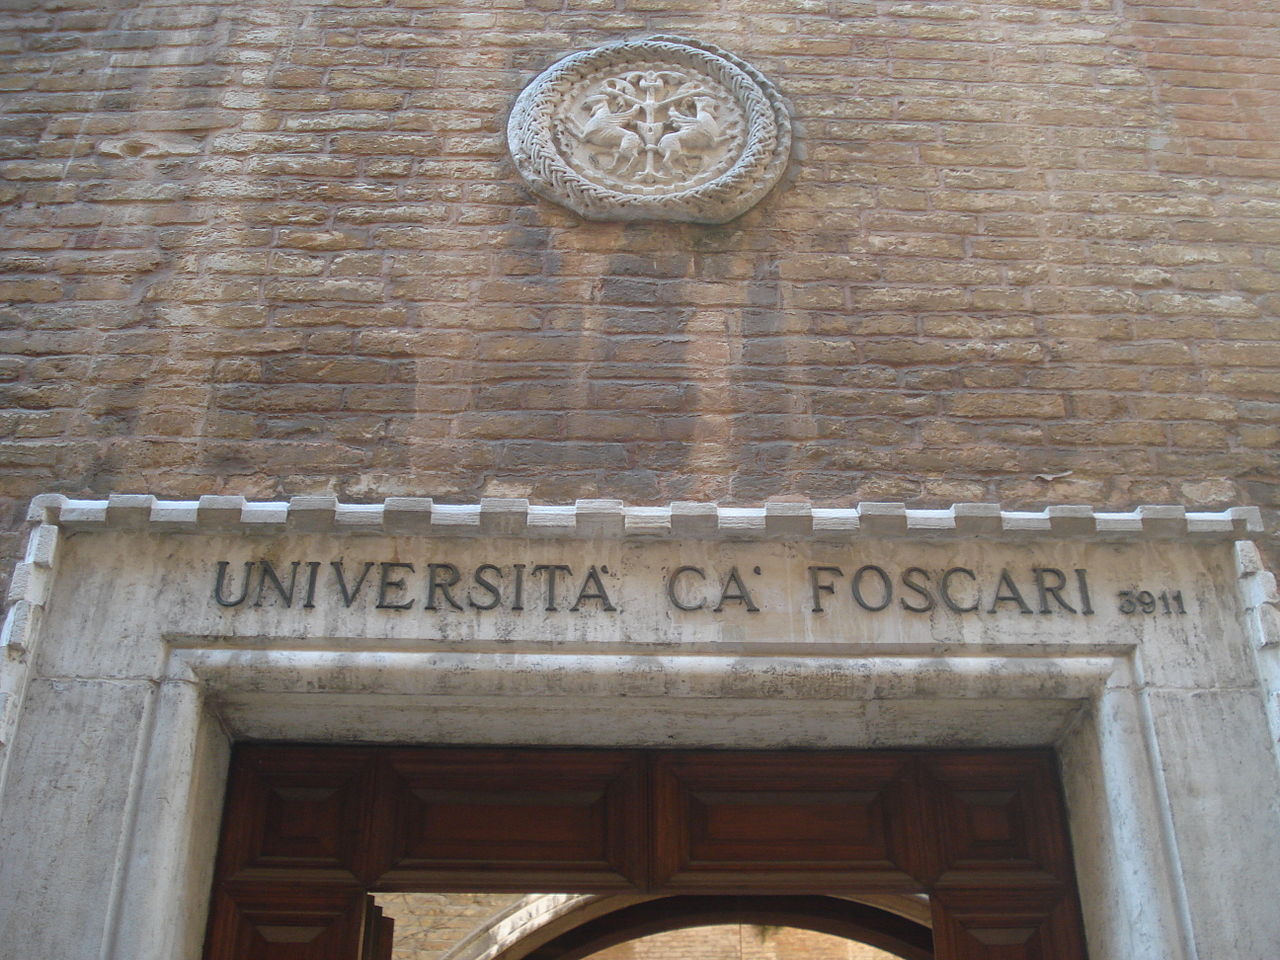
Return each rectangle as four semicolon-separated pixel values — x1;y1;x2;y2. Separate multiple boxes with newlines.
0;0;1275;598
0;277;62;301
948;393;1067;419
264;279;384;302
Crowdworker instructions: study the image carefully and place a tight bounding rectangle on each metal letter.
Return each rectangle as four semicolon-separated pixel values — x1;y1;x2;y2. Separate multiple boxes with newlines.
512;563;526;611
213;561;253;607
469;563;503;611
302;561;321;609
667;566;707;611
808;565;843;613
1075;568;1095;615
851;565;892;612
532;564;573;611
424;562;462;611
377;562;416;610
571;566;617;612
1033;567;1076;614
332;560;376;608
900;567;935;613
255;560;301;608
988;569;1033;614
940;567;979;613
714;566;760;613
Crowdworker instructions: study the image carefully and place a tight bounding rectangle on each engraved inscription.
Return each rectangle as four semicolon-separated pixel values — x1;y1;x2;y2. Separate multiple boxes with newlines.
208;558;1164;621
1117;589;1186;615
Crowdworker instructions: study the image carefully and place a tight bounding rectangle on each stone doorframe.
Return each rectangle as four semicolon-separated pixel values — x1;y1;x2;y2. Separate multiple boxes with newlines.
1;495;1279;959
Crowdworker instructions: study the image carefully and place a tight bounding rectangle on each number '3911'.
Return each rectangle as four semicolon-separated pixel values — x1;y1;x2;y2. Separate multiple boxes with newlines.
1117;590;1186;615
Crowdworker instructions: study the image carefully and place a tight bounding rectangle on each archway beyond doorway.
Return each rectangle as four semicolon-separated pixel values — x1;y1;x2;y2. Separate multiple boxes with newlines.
375;894;932;960
493;896;931;960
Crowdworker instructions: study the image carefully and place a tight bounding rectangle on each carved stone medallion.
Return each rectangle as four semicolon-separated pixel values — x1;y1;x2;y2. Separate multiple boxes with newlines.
508;36;791;224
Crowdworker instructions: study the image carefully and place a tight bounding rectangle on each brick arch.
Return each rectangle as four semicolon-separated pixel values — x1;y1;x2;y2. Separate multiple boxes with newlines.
440;895;639;960
482;895;934;960
441;893;932;960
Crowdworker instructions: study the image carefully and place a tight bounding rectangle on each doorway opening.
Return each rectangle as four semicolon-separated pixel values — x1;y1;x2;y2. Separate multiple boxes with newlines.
202;747;1087;960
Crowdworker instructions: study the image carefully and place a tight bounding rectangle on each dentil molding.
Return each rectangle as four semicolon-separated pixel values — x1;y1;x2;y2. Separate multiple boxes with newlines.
18;494;1262;541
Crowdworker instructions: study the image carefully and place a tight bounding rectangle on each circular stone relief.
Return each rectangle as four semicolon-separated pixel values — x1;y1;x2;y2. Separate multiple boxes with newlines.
508;36;791;224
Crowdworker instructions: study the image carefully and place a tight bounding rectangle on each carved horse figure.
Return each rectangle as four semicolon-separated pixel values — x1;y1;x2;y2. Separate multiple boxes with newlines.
656;96;722;177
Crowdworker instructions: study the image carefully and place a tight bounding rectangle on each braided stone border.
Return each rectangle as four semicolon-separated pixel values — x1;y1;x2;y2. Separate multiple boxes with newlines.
508;36;792;224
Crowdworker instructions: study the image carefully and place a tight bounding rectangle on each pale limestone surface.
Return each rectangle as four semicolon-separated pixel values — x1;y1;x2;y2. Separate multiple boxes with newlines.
0;497;1278;959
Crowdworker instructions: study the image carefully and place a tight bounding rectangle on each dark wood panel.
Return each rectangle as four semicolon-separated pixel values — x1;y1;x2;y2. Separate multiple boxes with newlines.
204;885;371;960
919;752;1073;889
651;751;926;892
930;889;1087;960
215;746;380;884
371;748;647;890
360;897;394;960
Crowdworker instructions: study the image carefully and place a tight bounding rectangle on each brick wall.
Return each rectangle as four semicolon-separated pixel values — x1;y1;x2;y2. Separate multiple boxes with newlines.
1;0;1278;590
375;892;523;960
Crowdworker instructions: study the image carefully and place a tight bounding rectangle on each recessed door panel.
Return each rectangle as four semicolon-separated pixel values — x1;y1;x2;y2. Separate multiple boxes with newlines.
920;753;1073;888
931;889;1087;960
204;886;373;960
651;751;926;891
215;746;379;884
372;748;647;890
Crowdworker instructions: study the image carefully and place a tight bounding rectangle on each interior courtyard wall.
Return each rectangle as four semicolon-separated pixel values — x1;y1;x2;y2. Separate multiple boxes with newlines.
373;893;523;960
557;921;899;960
1;0;1278;598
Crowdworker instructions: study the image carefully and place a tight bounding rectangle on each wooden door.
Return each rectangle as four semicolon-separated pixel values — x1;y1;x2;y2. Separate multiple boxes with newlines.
203;747;1088;960
203;890;391;960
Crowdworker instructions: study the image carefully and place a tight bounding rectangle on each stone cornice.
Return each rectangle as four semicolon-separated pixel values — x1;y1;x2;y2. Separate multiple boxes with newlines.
25;494;1262;542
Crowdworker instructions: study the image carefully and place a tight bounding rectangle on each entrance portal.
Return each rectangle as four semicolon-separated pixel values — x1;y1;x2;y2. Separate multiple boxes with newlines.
202;747;1087;960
